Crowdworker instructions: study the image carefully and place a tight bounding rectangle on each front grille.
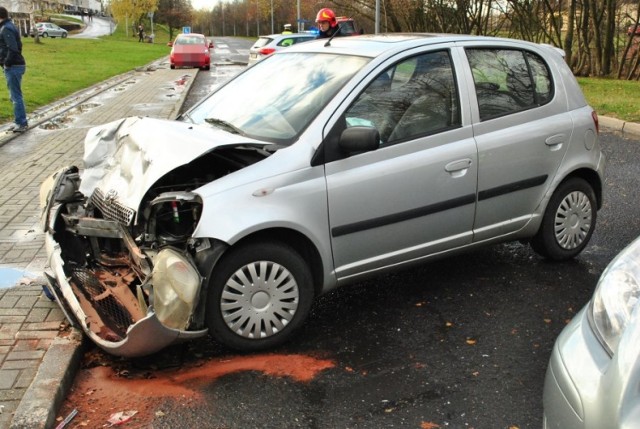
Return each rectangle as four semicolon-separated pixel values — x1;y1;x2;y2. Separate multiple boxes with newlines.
91;188;135;226
70;267;133;340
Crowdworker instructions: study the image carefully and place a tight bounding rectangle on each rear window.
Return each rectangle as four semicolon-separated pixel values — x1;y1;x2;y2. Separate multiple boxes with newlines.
466;48;553;121
252;37;273;49
176;35;205;45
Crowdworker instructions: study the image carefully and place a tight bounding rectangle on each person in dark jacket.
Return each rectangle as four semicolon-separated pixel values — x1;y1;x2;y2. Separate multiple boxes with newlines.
0;6;27;132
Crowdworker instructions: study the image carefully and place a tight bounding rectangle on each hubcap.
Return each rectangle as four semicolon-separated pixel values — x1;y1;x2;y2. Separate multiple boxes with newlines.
554;190;592;250
221;261;299;339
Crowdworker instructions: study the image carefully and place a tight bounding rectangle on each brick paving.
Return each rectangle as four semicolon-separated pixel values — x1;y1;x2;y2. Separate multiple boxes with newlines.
0;59;196;428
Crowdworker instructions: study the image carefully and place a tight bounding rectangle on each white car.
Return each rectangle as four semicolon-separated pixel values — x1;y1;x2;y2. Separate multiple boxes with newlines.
31;22;68;38
40;34;604;357
543;236;640;428
248;33;316;65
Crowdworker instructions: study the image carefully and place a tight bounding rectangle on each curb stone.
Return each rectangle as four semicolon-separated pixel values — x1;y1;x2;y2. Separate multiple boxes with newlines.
598;115;640;138
9;330;85;429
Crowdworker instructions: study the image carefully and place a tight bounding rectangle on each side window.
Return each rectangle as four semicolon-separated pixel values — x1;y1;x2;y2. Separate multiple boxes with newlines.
344;50;461;146
466;48;553;121
279;38;294;47
526;52;553;105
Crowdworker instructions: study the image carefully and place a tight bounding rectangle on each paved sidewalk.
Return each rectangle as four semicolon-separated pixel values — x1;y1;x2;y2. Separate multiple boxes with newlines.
0;58;196;428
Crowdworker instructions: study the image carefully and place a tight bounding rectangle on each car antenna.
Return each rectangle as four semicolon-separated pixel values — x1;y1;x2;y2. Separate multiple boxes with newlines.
324;21;345;47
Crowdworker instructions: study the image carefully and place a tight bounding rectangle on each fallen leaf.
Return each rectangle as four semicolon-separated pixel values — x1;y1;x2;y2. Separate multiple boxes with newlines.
543;318;552;324
445;321;453;327
107;410;137;426
466;338;477;345
472;371;480;376
421;422;441;429
508;426;520;429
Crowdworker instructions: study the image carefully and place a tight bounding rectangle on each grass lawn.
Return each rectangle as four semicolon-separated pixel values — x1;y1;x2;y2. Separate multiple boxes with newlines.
0;21;169;124
578;77;640;123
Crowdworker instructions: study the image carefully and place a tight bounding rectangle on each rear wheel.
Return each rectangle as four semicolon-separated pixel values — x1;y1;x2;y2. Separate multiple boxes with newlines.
530;177;597;261
62;33;67;38
206;241;314;351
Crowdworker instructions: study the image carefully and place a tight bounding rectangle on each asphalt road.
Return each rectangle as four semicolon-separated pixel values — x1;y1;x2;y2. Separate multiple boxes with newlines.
58;38;640;429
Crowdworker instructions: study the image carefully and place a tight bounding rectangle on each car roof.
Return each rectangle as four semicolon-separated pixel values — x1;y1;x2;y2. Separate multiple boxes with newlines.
280;33;558;59
176;33;206;39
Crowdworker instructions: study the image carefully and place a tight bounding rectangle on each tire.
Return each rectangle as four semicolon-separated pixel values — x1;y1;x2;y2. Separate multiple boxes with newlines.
206;241;314;351
62;33;67;38
170;64;175;69
42;32;49;38
530;177;597;261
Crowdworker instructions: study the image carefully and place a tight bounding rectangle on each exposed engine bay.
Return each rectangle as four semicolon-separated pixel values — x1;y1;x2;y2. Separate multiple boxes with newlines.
41;118;274;357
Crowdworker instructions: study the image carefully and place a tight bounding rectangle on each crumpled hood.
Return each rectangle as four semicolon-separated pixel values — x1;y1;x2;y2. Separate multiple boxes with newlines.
80;116;259;211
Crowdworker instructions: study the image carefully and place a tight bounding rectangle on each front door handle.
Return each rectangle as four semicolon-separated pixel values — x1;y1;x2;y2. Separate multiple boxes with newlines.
445;159;472;177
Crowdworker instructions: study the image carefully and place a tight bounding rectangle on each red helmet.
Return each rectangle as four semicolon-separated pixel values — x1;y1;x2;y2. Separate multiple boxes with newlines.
316;8;337;28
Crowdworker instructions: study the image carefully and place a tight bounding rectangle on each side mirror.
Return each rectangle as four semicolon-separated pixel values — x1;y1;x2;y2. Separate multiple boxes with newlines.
338;126;380;154
209;41;214;48
167;42;173;47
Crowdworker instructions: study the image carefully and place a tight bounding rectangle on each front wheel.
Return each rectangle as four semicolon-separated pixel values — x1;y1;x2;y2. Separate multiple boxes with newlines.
530;177;597;261
206;241;314;351
62;33;67;38
42;32;49;38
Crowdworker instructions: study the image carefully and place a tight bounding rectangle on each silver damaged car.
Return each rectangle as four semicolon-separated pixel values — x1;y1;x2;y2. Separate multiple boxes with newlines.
40;34;605;357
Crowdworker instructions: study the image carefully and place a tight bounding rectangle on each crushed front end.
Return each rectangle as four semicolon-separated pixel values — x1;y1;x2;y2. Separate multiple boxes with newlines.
40;165;211;357
38;117;271;357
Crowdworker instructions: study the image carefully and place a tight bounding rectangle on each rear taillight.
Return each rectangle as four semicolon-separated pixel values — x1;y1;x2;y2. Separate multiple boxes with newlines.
259;47;276;55
591;110;599;134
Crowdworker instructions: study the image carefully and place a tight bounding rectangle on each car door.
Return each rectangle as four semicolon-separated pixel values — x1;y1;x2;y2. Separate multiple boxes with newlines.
323;49;478;280
462;45;572;241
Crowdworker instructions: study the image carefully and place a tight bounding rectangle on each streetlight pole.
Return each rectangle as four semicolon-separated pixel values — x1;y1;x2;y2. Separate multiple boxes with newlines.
271;0;274;34
297;0;300;31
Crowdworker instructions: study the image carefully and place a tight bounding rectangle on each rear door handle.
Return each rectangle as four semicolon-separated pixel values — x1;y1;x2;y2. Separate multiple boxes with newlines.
545;134;565;150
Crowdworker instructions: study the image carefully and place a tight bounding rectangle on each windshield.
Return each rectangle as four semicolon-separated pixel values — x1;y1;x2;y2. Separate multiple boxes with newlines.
185;52;370;144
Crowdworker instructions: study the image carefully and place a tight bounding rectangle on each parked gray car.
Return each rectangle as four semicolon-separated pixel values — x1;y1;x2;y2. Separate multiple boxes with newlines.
543;236;640;428
30;22;68;38
40;34;605;357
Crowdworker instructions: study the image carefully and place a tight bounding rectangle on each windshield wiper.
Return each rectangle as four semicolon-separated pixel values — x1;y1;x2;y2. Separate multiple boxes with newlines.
204;118;244;135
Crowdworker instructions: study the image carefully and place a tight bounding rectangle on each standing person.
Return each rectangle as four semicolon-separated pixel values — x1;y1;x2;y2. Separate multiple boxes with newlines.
282;23;292;34
0;6;27;133
315;8;341;39
138;24;144;42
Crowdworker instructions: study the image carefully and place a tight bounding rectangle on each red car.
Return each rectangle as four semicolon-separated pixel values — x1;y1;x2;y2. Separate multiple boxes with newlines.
168;33;213;70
